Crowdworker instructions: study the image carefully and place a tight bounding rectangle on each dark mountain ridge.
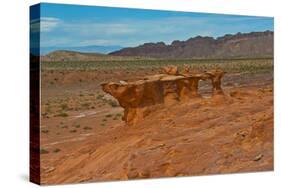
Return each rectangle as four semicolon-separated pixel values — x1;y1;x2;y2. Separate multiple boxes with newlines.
109;31;273;59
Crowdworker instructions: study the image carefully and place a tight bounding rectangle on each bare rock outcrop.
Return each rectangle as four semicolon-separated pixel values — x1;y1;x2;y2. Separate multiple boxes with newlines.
109;31;273;59
205;69;225;95
101;67;225;125
101;78;164;125
162;65;179;75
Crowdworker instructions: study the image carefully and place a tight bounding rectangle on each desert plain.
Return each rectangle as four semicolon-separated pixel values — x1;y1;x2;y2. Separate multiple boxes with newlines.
39;57;273;184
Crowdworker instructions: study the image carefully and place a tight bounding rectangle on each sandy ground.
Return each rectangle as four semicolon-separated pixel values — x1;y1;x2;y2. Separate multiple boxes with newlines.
39;69;273;185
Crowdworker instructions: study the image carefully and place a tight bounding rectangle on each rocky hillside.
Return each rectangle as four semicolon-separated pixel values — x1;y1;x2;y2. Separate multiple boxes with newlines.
109;31;273;59
41;50;148;62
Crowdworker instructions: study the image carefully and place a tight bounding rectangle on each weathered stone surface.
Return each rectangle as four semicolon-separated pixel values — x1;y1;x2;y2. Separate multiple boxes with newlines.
205;69;225;95
160;75;184;105
101;79;164;125
162;65;179;75
176;75;202;100
101;67;225;125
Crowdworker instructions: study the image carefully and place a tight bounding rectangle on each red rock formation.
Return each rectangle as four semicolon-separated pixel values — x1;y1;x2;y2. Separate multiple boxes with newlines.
175;75;201;101
101;67;225;125
205;69;225;95
101;79;164;125
182;65;190;74
162;65;179;75
160;75;183;105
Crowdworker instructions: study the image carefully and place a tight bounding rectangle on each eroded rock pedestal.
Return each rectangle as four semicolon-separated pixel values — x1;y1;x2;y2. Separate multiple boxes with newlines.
101;67;225;125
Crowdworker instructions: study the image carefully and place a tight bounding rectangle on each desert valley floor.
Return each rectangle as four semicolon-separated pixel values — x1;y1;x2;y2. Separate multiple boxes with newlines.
39;66;273;184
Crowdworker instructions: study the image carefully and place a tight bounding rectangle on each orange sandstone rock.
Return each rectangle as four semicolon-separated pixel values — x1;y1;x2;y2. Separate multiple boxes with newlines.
101;78;164;125
162;65;179;75
205;69;225;95
101;67;225;125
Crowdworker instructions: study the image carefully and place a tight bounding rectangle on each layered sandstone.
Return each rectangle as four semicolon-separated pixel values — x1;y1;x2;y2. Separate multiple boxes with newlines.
101;67;225;125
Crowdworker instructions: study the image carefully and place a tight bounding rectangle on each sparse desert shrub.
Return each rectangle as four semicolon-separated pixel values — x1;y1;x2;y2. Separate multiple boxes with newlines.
96;94;104;100
102;118;107;122
100;123;105;126
60;103;68;110
55;112;69;117
107;99;118;107
81;102;91;108
115;113;122;117
41;129;49;134
74;124;80;128
60;125;68;129
53;148;61;153
41;58;272;74
83;126;92;130
45;105;52;113
41;112;49;119
69;129;77;133
40;148;49;154
105;114;112;118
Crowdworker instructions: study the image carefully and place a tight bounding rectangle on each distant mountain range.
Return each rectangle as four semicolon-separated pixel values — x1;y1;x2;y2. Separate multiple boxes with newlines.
40;45;123;55
109;31;273;59
41;31;273;61
41;50;151;62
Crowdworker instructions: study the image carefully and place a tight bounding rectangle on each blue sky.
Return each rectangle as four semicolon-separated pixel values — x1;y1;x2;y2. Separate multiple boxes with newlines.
31;3;273;51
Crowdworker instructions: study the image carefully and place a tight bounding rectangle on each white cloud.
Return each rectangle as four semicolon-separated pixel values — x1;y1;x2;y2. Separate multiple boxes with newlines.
30;19;40;33
40;17;61;32
61;22;137;36
39;15;273;48
76;39;121;46
40;37;73;47
30;17;61;33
